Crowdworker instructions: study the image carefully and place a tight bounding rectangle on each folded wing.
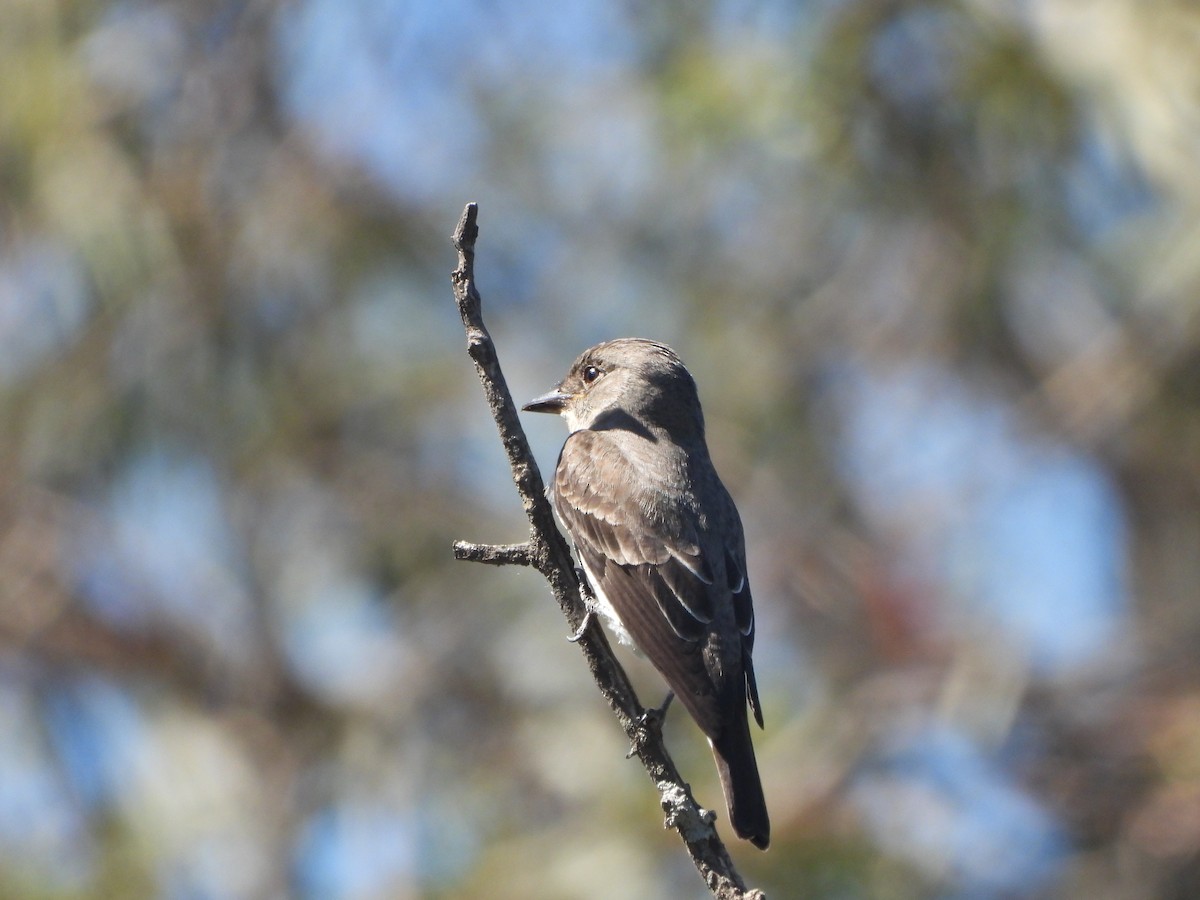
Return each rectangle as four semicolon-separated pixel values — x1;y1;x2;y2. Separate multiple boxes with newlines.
554;430;735;736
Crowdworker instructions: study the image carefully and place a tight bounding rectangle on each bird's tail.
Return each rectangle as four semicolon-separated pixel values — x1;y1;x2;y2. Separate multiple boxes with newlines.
710;713;770;850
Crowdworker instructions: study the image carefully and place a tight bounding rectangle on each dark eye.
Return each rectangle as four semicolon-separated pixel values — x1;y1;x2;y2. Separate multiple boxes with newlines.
582;365;601;384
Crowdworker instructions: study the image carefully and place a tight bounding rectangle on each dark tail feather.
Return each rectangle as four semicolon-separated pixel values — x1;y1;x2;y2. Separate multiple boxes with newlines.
711;714;770;850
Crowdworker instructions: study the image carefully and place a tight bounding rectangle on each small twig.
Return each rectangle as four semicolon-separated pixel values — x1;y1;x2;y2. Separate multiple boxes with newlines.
450;203;765;900
452;540;534;566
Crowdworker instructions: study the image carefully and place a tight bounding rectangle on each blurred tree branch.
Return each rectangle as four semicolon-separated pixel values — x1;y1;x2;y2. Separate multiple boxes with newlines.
449;203;767;900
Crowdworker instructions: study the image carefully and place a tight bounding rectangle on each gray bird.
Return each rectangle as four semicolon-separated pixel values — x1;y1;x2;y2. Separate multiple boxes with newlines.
523;338;769;849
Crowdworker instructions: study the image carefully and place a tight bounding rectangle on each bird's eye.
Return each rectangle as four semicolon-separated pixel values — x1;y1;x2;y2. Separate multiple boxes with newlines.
582;365;601;384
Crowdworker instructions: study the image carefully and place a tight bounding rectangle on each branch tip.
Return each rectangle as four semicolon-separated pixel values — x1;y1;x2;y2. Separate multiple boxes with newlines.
453;202;479;252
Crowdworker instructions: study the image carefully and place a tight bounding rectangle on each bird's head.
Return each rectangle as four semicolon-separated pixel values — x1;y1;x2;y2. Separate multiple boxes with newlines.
523;338;705;439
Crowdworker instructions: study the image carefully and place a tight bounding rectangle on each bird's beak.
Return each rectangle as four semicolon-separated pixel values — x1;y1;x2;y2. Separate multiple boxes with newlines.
522;388;570;414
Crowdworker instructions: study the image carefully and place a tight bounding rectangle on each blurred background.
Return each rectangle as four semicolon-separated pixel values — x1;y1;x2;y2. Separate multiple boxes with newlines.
2;0;1199;897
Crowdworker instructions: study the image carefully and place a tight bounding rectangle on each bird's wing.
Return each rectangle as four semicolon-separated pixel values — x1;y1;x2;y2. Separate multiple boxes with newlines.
723;546;764;729
553;429;731;733
554;430;718;628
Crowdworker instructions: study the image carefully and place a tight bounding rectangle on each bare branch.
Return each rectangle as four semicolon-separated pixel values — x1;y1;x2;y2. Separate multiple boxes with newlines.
450;202;766;900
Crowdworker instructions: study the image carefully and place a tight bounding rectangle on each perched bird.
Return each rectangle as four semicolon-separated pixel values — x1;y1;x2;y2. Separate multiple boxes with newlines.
523;338;769;849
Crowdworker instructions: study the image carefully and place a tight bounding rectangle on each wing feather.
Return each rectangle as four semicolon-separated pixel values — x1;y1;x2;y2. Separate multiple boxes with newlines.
555;431;715;626
552;428;761;737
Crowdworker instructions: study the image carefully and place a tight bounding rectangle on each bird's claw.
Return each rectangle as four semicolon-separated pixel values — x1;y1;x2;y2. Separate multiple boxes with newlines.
567;571;598;642
567;606;593;643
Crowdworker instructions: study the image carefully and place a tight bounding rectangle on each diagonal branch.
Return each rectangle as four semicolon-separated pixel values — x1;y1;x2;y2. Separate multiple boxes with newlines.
450;202;766;900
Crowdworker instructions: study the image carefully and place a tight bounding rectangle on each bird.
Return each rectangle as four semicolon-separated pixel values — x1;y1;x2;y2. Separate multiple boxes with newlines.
522;337;769;849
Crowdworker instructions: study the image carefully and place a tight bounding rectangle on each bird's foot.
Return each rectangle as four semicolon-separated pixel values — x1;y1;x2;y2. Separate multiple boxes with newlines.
626;692;675;758
567;572;597;642
567;605;593;643
646;690;675;723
